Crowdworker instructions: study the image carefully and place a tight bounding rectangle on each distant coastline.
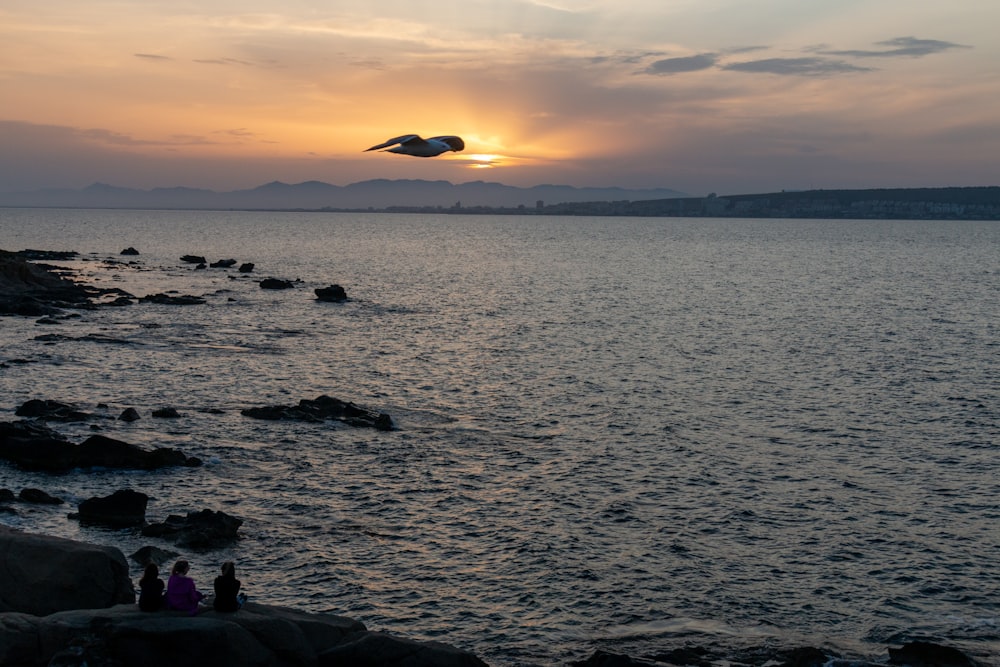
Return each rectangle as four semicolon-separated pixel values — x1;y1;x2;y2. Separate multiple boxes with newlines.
1;180;998;220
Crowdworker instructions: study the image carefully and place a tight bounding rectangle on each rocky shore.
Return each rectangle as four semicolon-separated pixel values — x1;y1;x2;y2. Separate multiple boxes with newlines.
0;527;488;667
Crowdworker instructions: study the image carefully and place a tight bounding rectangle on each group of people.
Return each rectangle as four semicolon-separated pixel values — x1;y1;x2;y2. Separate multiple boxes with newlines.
138;559;248;615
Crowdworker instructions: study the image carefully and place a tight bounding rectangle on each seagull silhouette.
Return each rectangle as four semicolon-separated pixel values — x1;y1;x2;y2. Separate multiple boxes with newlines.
364;134;465;158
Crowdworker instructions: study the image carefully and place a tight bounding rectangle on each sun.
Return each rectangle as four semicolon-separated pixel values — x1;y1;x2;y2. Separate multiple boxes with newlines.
461;153;504;169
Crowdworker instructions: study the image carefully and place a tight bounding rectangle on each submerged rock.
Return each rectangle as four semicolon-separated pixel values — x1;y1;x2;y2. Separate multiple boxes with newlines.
210;259;237;268
15;398;91;422
180;255;207;264
140;293;207;305
241;395;393;431
238;262;255;273
259;278;295;290
17;488;64;505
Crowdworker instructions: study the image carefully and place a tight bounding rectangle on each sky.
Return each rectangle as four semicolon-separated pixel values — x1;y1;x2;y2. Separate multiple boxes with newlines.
2;0;999;196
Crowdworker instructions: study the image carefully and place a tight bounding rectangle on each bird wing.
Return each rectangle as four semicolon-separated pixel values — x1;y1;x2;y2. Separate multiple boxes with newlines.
364;134;426;152
429;136;465;152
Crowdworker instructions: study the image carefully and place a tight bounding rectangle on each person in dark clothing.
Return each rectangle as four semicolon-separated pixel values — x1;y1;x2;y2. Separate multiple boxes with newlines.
213;560;246;612
138;562;165;611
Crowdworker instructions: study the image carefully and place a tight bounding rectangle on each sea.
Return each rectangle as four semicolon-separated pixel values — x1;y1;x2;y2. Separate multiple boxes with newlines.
1;208;998;666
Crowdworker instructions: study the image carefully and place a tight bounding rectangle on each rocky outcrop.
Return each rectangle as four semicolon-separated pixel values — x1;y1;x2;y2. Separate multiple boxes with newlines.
141;509;243;549
314;285;348;302
0;251;94;315
241;395;393;431
0;529;489;667
180;255;207;264
0;422;202;471
15;398;91;422
76;489;149;527
259;278;295;290
139;293;207;305
0;527;135;616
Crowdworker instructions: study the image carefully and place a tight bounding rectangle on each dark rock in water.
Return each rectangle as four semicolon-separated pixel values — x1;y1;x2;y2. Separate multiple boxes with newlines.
888;641;976;666
129;545;180;567
238;262;255;273
210;258;237;268
242;395;394;431
120;247;140;256
259;277;295;290
18;487;65;504
777;647;835;667
0;526;135;615
315;284;348;302
139;293;207;305
151;407;181;418
15;398;91;421
141;509;243;549
572;650;659;666
77;489;148;526
180;255;206;264
119;407;141;422
0;251;96;315
0;423;201;471
0;488;15;502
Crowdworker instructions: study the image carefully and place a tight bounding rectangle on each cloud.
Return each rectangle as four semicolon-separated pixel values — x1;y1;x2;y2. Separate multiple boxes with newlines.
135;53;172;61
823;36;971;59
722;57;873;76
642;53;718;75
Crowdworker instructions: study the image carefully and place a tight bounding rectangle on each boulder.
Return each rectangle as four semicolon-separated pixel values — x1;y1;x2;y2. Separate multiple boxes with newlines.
129;545;180;567
259;278;295;290
241;395;393;431
0;526;135;616
119;407;141;422
18;488;64;505
120;247;140;256
888;641;976;666
152;407;181;418
180;255;207;264
0;424;201;472
76;489;148;527
141;509;243;549
238;263;255;273
140;293;207;305
14;398;90;422
315;285;348;302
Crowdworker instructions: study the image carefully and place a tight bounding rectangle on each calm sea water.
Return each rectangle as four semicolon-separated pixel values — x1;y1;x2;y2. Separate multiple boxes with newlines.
1;208;998;665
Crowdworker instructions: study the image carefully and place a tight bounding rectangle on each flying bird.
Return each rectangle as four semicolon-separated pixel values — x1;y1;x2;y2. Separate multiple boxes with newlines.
364;134;465;158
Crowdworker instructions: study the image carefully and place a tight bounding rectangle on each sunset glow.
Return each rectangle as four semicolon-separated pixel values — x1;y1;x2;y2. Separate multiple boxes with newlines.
1;1;998;194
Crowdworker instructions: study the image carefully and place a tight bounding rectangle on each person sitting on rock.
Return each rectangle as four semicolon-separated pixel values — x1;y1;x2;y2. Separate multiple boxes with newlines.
137;563;165;611
165;559;206;615
213;560;247;612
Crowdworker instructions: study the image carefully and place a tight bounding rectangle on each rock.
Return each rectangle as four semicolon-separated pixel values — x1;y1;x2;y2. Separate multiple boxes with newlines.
140;293;207;305
119;407;141;422
141;509;243;549
315;284;348;302
120;247;140;256
888;641;976;666
238;263;255;273
318;631;489;667
18;488;64;505
76;489;148;527
129;545;180;567
241;395;393;431
259;278;295;290
152;407;181;418
210;259;237;268
572;650;660;666
14;398;90;421
0;526;135;616
0;424;201;472
0;251;94;315
180;255;207;264
0;488;14;502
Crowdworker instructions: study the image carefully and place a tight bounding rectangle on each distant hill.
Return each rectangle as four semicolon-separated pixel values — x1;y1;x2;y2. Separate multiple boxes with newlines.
0;179;688;211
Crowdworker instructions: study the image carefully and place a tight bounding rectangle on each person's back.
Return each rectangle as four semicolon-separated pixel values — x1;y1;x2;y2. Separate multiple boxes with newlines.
213;560;244;612
137;563;165;612
164;559;204;615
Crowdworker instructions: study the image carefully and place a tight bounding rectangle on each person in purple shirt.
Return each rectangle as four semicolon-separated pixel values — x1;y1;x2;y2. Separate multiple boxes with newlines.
165;559;206;615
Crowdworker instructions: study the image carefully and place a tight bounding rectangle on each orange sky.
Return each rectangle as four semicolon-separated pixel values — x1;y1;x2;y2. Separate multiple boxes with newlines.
2;0;998;195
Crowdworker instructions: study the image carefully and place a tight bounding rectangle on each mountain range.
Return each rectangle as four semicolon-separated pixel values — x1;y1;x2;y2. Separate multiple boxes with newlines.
0;179;687;211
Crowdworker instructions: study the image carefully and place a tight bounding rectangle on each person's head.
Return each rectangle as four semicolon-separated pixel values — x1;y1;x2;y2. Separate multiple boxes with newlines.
221;561;235;578
141;562;159;582
171;559;190;576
